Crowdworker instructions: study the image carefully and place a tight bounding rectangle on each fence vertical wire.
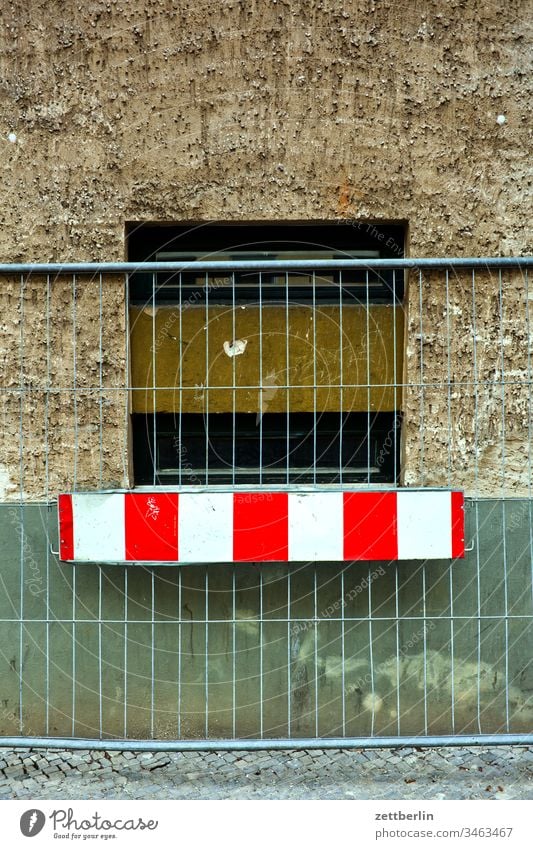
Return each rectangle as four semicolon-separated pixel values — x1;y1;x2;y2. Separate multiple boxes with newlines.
18;273;24;736
45;273;51;738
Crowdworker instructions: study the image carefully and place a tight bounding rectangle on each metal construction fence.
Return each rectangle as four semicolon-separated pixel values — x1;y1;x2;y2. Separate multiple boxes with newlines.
0;256;533;750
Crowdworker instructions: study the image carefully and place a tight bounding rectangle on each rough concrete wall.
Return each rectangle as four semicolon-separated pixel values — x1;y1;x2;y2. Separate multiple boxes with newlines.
0;274;129;500
402;268;532;496
0;0;530;259
0;0;531;497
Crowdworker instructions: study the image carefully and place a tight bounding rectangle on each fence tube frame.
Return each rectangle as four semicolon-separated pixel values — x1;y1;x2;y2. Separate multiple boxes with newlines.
0;257;532;275
0;734;532;752
3;255;533;750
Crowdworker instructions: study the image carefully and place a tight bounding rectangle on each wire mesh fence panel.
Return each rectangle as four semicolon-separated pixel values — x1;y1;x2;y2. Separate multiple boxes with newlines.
0;257;532;747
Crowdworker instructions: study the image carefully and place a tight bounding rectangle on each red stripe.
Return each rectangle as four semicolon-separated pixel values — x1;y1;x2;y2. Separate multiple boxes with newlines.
58;494;74;561
233;493;288;561
125;493;178;561
343;492;398;560
451;491;465;558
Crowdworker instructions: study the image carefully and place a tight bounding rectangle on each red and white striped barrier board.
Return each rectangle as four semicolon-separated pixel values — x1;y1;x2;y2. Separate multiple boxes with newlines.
58;490;464;563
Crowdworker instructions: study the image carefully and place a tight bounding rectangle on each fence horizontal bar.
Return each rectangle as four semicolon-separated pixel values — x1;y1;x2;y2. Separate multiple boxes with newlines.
0;257;532;274
47;484;460;494
1;735;532;752
5;379;533;391
20;490;530;500
4;614;533;623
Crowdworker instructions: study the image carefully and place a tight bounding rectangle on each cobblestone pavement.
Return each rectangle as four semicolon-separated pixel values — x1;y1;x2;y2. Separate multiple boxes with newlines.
1;746;532;800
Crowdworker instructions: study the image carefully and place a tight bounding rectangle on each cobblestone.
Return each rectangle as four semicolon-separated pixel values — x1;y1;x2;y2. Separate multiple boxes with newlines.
0;745;531;800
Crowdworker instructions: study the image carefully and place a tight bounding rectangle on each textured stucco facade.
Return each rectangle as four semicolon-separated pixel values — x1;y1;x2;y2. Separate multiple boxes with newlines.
0;0;531;499
0;0;530;260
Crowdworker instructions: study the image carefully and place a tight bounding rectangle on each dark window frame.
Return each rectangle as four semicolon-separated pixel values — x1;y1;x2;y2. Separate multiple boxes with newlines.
128;223;405;487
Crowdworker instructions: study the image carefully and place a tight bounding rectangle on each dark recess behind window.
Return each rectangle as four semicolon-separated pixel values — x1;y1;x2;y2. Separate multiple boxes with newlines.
133;412;401;486
127;222;406;305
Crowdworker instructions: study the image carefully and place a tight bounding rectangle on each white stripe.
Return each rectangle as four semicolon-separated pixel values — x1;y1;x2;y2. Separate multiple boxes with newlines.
288;492;344;561
178;493;234;562
72;494;125;561
397;491;452;559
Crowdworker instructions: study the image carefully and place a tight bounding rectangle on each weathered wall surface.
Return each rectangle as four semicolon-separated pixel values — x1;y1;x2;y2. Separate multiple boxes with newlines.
402;267;533;495
0;0;530;259
0;0;531;498
0;274;129;500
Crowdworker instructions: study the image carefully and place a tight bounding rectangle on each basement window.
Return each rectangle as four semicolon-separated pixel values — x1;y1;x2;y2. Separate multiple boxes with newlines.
132;412;399;485
127;223;405;486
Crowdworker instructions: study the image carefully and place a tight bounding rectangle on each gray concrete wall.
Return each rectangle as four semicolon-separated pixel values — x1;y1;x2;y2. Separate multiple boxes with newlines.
0;499;532;739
